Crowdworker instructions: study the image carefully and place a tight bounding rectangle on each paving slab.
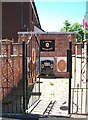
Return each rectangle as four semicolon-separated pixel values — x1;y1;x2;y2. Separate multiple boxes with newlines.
28;78;69;117
27;77;87;119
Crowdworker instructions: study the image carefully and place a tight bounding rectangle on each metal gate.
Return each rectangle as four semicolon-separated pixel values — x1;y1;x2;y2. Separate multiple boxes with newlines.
0;33;40;117
68;40;88;115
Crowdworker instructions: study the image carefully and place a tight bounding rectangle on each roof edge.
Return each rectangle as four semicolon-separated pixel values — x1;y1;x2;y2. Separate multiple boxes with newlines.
18;31;77;35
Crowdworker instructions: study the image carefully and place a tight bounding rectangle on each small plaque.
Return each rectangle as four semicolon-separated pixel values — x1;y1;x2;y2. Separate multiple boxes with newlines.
40;40;55;52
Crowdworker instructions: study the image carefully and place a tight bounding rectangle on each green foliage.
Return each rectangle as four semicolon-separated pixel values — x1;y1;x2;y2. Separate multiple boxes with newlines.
60;20;88;42
60;20;71;32
50;82;54;86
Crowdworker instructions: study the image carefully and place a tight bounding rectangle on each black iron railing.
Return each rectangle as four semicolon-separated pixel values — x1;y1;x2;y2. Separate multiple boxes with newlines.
0;34;40;117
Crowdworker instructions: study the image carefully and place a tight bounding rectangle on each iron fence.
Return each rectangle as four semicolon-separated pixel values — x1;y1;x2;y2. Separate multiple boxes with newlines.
0;34;40;117
69;41;88;115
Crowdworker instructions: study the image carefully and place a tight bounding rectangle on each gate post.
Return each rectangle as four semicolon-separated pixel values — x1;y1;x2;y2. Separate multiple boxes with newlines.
22;40;26;113
67;39;72;114
69;41;72;78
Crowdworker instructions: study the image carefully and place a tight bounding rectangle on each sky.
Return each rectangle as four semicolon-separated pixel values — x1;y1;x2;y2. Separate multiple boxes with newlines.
35;1;87;32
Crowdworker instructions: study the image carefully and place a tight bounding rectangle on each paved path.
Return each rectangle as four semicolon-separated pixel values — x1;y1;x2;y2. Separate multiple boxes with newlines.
27;78;87;119
28;78;69;117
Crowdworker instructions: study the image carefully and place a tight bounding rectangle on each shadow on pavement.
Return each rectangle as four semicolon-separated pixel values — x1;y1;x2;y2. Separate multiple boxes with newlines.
1;114;87;120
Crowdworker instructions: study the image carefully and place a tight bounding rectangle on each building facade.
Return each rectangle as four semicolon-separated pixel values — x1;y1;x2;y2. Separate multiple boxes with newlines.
0;0;43;41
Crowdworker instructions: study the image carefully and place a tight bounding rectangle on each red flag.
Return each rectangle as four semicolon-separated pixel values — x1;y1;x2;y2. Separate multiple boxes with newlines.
82;19;85;28
82;18;88;28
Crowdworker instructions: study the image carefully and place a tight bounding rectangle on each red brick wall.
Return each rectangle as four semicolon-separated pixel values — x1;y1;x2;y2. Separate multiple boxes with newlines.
1;41;22;100
2;2;38;41
77;44;82;55
37;33;76;78
18;33;76;78
37;33;76;56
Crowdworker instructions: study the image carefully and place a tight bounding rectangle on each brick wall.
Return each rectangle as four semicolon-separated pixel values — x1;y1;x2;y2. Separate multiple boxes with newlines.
2;2;39;41
17;33;76;78
0;39;40;113
37;33;76;56
1;41;22;100
77;44;82;55
37;33;76;78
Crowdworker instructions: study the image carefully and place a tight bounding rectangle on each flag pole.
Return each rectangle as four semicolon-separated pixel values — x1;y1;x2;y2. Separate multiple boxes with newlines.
84;15;86;41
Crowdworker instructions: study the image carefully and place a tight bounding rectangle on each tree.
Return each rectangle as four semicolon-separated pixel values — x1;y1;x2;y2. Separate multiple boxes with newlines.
71;23;84;42
60;20;87;42
60;20;71;32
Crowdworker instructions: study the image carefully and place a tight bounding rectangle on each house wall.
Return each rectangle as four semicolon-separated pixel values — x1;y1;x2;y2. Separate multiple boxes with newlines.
2;2;40;42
